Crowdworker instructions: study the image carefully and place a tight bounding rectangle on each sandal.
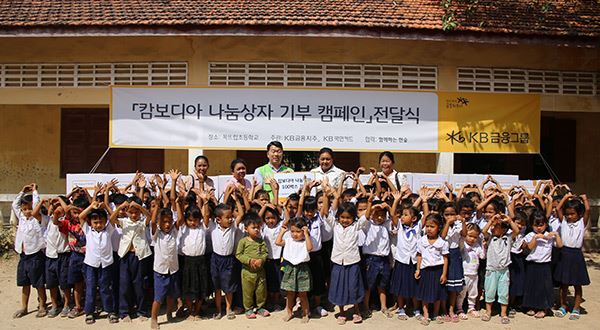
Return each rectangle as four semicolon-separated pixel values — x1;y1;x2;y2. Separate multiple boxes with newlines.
534;311;546;319
337;316;347;325
569;309;580;320
109;313;119;323
481;314;491;322
226;311;236;320
451;314;459;323
382;308;393;318
414;312;424;321
501;316;510;324
420;318;430;326
85;314;95;324
435;316;445;324
467;309;480;318
301;315;309;323
352;314;363;324
213;312;223;320
508;308;516;318
68;307;84;319
458;312;468;320
397;309;408;320
554;307;567;318
12;309;27;319
526;310;535;316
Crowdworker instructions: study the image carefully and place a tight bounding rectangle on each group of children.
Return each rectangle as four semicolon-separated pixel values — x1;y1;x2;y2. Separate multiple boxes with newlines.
11;166;591;327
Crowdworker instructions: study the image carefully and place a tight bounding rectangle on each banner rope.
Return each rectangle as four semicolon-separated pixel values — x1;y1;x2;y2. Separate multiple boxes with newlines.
89;147;111;174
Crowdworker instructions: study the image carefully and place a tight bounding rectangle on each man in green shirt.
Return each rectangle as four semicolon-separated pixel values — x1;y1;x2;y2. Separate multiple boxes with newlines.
252;141;293;199
236;213;269;318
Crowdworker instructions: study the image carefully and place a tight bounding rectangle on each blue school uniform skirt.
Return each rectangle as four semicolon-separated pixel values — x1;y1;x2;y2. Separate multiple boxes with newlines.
328;262;365;306
554;247;590;286
264;258;282;293
416;265;447;303
182;255;210;300
364;254;391;290
509;252;526;297
308;250;326;296
446;247;464;292
522;262;553;310
390;260;417;298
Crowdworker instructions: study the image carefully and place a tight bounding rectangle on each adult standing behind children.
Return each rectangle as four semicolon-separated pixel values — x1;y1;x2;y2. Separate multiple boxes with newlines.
310;147;346;190
183;155;215;191
377;151;410;190
253;141;294;199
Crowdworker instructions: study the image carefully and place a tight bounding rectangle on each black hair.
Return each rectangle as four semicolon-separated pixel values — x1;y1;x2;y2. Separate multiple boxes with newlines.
527;209;548;233
425;213;444;228
128;195;143;206
58;195;71;205
194;155;209;166
264;205;280;219
378;151;395;164
336;202;358;219
427;198;444;213
184;205;202;220
403;206;421;220
486;198;506;214
214;203;233;218
363;184;375;193
400;199;414;211
465;191;481;200
289;216;307;229
303;196;318;212
563;198;585;217
318;147;334;158
379;180;390;191
73;197;90;209
457;198;475;212
159;208;173;220
185;190;197;206
254;189;269;200
249;203;262;213
355;197;369;206
513;210;528;225
287;193;300;202
342;188;357;198
441;201;458;214
407;193;420;204
111;193;128;205
89;208;108;220
267;141;283;151
230;158;247;172
243;211;263;227
20;194;33;205
465;222;481;234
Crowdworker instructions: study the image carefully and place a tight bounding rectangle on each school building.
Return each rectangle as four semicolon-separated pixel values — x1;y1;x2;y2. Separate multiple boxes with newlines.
0;1;599;227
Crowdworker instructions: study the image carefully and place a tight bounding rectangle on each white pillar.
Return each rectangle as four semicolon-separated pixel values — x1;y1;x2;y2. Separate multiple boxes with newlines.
436;152;454;174
187;148;205;175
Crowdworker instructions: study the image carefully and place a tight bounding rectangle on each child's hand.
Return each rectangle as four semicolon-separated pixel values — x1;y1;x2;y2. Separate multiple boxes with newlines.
168;169;181;181
392;191;402;201
414;269;421;280
22;184;33;193
440;274;447;284
302;225;309;236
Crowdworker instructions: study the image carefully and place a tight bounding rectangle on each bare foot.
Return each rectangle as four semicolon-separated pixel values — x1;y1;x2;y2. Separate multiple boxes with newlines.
282;313;293;322
139;316;148;322
301;315;309;323
150;319;159;329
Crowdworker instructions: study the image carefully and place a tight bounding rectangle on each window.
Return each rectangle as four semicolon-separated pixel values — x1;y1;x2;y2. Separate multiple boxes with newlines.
0;62;187;87
60;108;164;177
209;62;437;90
457;67;598;95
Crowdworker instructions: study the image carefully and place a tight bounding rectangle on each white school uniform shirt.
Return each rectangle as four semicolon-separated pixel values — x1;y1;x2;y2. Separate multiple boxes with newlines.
320;210;334;242
324;214;368;265
510;229;526;254
118;216;152;260
282;231;311;265
394;222;422;264
549;215;561;232
445;220;463;249
461;242;484;275
416;236;449;269
208;220;239;256
262;222;283;259
45;216;70;258
310;165;346;189
152;226;179;274
524;231;556;263
12;191;46;255
307;214;323;252
361;219;392;256
83;222;115;268
180;224;208;256
560;218;585;249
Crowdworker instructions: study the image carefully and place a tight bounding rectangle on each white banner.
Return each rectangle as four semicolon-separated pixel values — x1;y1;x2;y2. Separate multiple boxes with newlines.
111;87;438;151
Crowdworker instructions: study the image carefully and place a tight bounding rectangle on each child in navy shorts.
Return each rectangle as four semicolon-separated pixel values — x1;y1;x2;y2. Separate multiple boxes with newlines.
12;184;47;319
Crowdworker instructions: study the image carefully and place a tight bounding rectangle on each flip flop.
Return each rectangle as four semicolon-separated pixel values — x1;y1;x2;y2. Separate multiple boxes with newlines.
36;308;47;318
397;309;408;320
336;316;347;325
458;312;468;320
420;318;430;326
226;311;236;320
501;316;510;324
554;307;567;318
534;311;545;319
569;310;580;320
352;314;363;324
481;314;491;322
85;314;95;324
451;314;459;323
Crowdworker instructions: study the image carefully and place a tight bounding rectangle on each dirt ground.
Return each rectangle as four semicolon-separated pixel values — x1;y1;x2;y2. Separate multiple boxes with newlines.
1;254;599;330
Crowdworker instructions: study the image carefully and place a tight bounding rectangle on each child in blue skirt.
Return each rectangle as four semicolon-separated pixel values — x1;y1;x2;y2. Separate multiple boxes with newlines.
415;213;449;326
554;194;591;320
508;211;527;317
440;202;465;322
390;191;423;321
522;210;563;319
323;181;371;325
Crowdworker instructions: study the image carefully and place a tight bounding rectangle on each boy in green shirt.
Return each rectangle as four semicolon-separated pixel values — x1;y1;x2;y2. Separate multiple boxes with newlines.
236;212;269;319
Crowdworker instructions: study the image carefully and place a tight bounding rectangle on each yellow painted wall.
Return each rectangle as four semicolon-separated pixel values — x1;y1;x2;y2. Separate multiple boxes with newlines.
0;36;599;194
